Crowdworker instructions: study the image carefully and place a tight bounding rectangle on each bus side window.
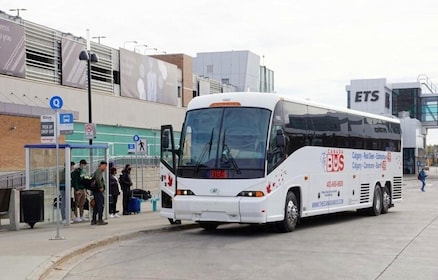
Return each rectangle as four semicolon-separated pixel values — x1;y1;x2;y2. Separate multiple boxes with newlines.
268;127;286;172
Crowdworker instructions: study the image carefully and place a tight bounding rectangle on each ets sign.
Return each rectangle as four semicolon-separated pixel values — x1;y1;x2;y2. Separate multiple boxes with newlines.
354;90;379;102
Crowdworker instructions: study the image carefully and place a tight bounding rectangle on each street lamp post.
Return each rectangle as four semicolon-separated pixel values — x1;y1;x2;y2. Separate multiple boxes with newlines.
134;44;148;53
9;8;27;17
79;30;99;145
92;36;106;44
123;40;137;49
143;47;158;55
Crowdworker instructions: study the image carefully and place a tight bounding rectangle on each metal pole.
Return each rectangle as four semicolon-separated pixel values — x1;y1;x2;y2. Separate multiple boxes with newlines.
136;143;139;188
86;29;93;173
141;152;144;189
51;110;64;240
87;56;92;146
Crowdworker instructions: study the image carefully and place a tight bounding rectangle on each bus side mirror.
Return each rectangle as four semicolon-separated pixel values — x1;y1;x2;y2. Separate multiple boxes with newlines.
276;129;285;148
162;130;170;149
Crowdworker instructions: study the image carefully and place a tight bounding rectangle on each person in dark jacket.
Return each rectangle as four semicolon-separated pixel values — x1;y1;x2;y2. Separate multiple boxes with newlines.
120;164;133;215
109;167;121;218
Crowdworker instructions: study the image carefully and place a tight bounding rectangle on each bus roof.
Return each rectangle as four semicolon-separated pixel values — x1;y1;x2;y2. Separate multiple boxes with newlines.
187;92;400;124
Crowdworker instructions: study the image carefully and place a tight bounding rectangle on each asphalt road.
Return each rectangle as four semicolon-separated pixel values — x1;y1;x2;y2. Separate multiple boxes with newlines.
47;172;438;280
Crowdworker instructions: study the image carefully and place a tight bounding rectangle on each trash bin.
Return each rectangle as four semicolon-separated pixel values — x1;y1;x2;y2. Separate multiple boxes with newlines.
0;189;12;213
20;190;44;228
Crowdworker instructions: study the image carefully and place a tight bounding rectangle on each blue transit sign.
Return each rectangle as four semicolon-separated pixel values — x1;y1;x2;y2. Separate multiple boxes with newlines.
128;143;136;154
49;96;63;110
59;113;74;135
59;113;73;124
133;135;140;142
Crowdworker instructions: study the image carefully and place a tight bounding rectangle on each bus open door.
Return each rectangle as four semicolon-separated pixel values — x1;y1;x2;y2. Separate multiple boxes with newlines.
160;125;180;224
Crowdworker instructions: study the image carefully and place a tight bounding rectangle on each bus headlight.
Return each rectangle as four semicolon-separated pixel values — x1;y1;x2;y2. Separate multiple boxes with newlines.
237;191;264;197
176;189;195;196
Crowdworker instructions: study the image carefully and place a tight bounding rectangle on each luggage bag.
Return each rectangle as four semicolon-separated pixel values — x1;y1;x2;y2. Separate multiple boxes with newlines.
128;197;141;214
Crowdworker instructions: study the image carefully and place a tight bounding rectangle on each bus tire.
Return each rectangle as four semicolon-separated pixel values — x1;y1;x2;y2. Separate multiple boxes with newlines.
168;218;181;225
381;185;391;214
276;191;299;233
368;185;382;216
199;222;219;231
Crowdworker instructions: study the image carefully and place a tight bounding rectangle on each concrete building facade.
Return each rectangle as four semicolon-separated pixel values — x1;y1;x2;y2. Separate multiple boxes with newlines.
0;11;276;171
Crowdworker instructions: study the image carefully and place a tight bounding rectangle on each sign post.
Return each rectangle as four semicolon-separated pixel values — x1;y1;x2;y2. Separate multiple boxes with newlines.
133;135;140;188
49;96;64;240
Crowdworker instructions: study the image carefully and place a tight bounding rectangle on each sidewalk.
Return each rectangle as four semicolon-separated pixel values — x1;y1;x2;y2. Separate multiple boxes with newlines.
0;204;196;280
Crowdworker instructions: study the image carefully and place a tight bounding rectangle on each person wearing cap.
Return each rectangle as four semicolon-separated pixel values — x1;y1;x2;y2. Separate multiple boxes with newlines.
71;159;88;222
91;161;108;225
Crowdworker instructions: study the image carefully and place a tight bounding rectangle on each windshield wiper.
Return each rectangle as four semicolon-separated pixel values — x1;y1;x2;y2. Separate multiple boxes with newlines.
194;128;214;172
222;143;241;174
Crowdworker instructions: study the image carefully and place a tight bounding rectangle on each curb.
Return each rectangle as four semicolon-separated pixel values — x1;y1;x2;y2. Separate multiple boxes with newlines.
27;223;199;280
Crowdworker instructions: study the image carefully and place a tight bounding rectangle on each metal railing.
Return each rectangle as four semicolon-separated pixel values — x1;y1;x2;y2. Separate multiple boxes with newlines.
0;172;26;189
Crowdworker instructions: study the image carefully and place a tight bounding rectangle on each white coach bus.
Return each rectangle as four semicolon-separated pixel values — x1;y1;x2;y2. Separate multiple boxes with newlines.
160;92;402;232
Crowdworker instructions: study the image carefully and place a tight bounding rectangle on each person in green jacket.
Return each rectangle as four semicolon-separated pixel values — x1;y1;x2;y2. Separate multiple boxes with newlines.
71;159;88;222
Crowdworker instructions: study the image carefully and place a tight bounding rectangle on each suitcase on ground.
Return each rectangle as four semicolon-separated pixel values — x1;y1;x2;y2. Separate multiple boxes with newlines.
128;197;141;214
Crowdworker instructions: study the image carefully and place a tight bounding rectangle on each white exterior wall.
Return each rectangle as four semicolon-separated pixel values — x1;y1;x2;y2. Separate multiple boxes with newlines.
0;75;185;129
348;78;392;115
400;118;424;150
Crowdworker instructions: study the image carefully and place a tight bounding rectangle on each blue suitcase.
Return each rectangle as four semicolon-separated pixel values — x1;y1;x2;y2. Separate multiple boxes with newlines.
128;197;141;214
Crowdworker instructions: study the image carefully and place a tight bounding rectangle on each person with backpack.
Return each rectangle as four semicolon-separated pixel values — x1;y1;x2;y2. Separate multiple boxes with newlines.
71;159;88;222
91;161;108;225
419;168;427;192
120;164;133;215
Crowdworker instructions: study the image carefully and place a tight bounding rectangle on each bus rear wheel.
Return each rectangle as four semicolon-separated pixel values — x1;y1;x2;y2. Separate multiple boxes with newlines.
368;185;382;216
276;191;299;233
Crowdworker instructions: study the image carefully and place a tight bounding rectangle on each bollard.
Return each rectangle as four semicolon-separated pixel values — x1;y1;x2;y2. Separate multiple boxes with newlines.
151;197;160;212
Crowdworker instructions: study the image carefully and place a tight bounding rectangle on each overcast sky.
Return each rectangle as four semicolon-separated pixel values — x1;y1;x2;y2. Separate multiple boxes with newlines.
4;0;438;143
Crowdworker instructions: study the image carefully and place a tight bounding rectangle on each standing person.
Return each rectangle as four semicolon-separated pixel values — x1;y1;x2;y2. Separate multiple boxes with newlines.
109;167;121;218
55;161;75;224
91;161;108;225
120;164;133;215
419;168;427;192
71;159;88;222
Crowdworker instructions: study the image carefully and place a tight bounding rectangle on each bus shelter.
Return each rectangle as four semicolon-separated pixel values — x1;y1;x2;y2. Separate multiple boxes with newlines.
24;144;109;226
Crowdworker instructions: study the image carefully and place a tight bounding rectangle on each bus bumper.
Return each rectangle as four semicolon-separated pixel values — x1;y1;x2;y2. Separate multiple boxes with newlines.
174;196;267;224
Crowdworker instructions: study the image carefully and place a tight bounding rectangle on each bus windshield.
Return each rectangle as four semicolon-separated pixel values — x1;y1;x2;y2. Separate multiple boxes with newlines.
178;107;271;179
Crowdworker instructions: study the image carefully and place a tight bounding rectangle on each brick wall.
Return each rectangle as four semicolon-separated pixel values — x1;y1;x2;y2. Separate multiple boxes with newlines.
0;115;65;171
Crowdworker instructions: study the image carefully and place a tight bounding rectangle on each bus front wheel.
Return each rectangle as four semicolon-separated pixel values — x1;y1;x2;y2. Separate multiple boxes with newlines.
199;222;219;231
276;191;299;233
381;186;391;214
168;218;181;225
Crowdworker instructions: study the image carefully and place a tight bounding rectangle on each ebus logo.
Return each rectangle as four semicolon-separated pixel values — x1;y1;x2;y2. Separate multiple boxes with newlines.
322;149;344;172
